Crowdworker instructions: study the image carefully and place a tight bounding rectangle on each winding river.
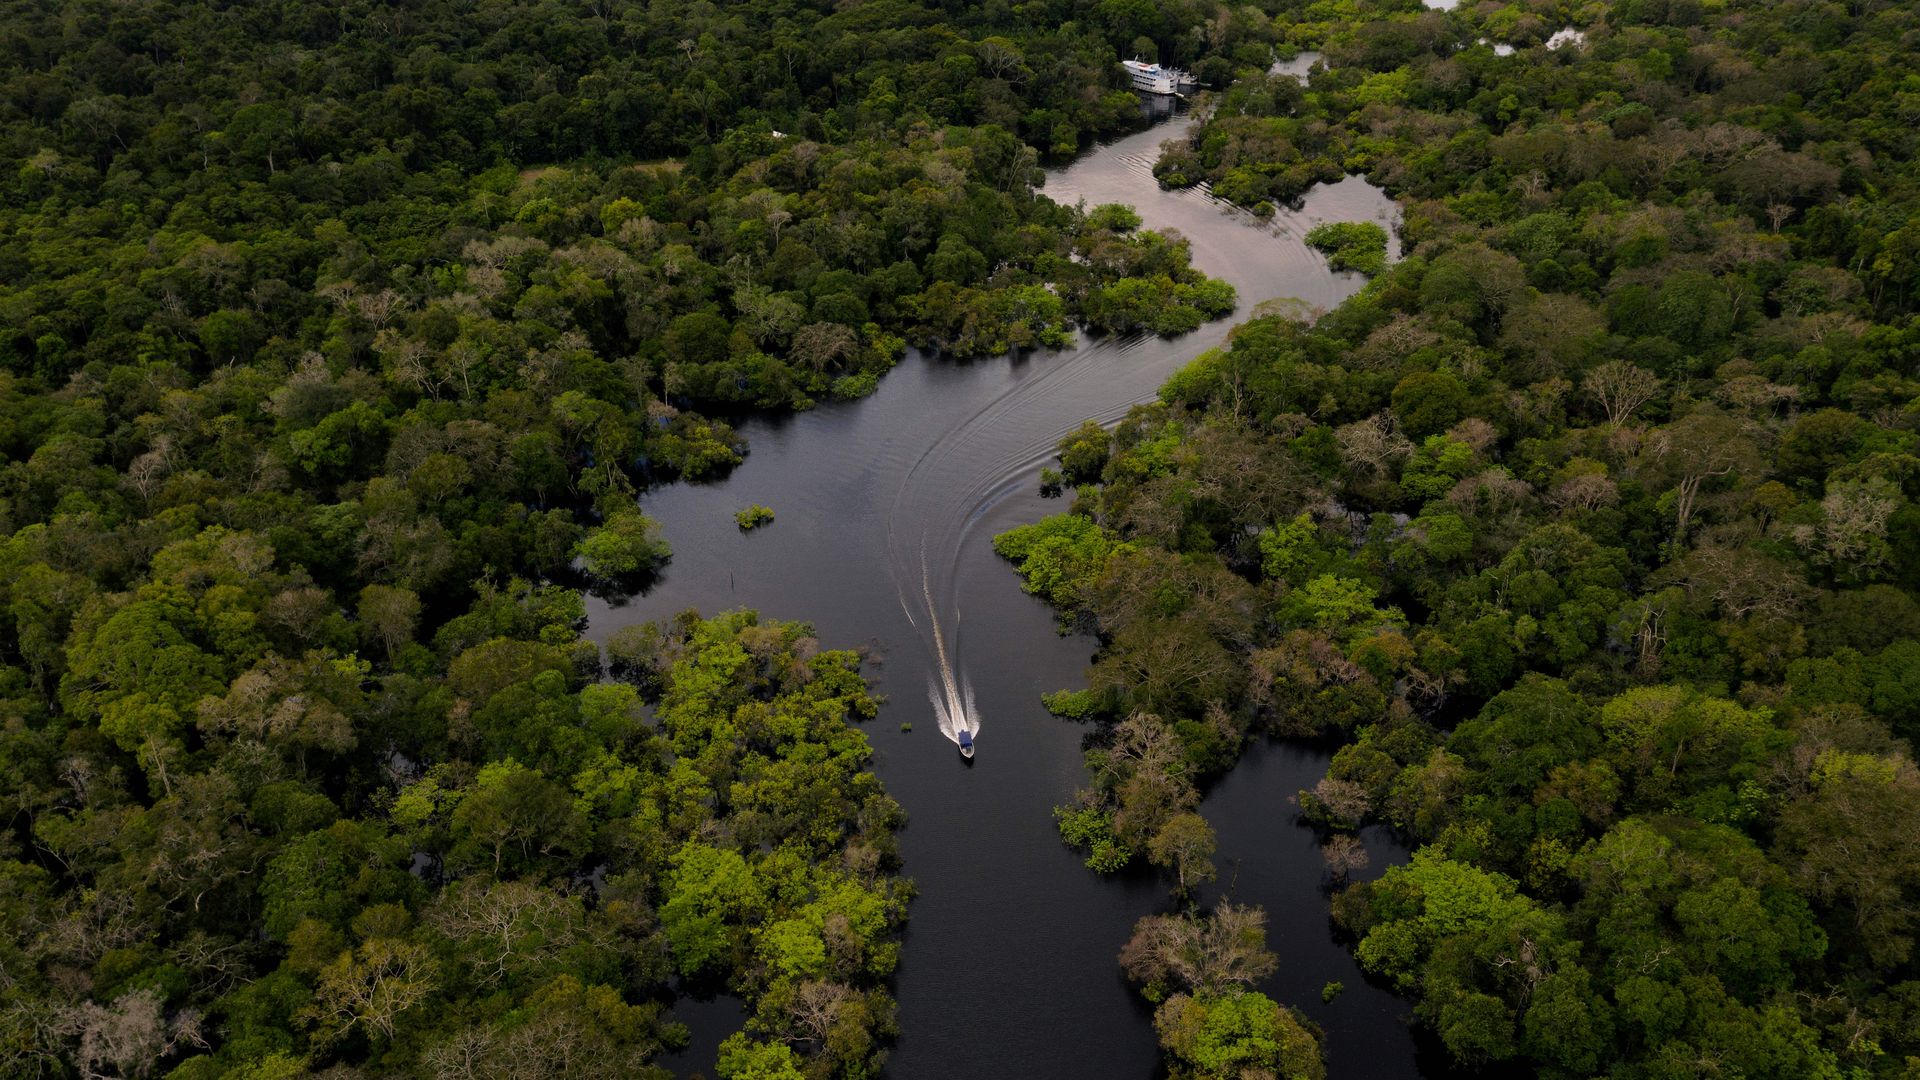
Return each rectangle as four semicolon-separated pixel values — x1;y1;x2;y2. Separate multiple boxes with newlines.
588;115;1423;1079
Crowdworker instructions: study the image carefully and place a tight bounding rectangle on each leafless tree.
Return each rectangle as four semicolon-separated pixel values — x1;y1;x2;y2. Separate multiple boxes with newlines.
1551;472;1618;512
1304;776;1372;828
1120;901;1279;998
1714;373;1799;416
427;880;581;987
1099;713;1190;787
60;989;205;1080
305;938;440;1046
976;37;1027;82
1322;835;1371;882
1512;169;1549;201
123;436;175;502
1334;413;1413;479
1810;478;1900;572
786;980;858;1045
1583;360;1661;426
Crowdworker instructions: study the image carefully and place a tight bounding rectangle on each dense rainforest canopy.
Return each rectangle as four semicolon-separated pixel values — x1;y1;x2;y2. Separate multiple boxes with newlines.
6;0;1920;1076
0;0;1267;1076
998;0;1920;1076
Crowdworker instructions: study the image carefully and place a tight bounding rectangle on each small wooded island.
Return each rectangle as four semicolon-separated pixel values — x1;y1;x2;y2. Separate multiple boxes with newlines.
3;0;1919;1078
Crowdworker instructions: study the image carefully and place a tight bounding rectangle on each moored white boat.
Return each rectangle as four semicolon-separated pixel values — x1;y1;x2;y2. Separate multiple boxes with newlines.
1122;58;1195;96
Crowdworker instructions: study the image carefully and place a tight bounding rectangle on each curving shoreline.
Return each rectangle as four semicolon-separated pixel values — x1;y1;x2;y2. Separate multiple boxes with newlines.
590;112;1420;1080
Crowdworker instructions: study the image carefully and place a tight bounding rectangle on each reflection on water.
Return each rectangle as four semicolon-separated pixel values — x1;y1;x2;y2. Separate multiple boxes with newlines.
656;993;744;1078
1270;50;1322;82
589;118;1421;1079
1198;742;1421;1074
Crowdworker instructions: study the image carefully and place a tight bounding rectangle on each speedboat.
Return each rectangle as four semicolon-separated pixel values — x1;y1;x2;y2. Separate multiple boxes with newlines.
957;728;975;759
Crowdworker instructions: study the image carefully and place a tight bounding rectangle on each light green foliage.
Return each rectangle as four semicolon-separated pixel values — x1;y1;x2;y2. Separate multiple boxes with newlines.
1344;849;1574;1067
1041;688;1101;719
1354;850;1538;987
1401;436;1474;501
1287;575;1405;639
1304;221;1389;275
992;513;1124;612
831;370;881;399
1056;805;1134;873
717;1034;808;1080
662;843;766;975
1596;686;1784;818
1159;348;1228;407
1258;514;1326;586
577;512;671;580
1056;419;1112;484
734;504;775;530
1086;203;1144;231
1082;275;1238;336
1350;70;1411;106
1153;991;1325;1080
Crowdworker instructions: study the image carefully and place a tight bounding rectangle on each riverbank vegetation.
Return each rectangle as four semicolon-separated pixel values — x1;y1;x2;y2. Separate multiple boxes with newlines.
1304;221;1389;275
0;0;1290;1075
1010;0;1920;1075
0;0;1261;423
1;594;908;1079
1121;902;1326;1080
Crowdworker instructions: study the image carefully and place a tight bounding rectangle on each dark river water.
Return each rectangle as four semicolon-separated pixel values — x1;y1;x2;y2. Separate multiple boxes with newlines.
589;115;1422;1079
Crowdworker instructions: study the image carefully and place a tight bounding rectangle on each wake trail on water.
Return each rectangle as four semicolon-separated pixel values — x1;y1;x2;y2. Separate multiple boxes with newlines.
878;115;1399;754
900;540;981;748
881;329;1185;757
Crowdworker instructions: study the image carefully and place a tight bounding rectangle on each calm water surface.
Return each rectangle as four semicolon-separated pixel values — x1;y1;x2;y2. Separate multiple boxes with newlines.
1270;50;1323;82
595;116;1422;1080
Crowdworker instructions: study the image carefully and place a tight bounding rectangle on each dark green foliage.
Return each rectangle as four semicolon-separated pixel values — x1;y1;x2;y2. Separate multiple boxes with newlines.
8;0;1920;1073
1004;1;1920;1075
0;5;1283;1064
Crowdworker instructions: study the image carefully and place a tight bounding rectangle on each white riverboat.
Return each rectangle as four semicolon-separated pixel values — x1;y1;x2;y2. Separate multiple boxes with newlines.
1122;58;1194;96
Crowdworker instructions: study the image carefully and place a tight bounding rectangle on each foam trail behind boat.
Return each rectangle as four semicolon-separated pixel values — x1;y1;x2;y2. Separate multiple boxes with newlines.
919;548;981;748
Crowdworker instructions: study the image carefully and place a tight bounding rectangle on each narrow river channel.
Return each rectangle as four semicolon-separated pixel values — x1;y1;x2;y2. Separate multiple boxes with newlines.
588;114;1424;1080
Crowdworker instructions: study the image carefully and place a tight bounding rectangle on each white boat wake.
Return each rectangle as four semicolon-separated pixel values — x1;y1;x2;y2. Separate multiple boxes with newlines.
904;543;982;752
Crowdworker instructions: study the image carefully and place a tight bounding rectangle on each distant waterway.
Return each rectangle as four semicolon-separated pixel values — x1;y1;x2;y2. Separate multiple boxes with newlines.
1271;50;1323;82
590;113;1422;1080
